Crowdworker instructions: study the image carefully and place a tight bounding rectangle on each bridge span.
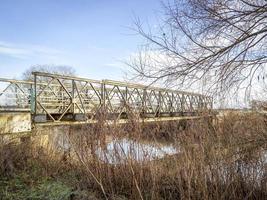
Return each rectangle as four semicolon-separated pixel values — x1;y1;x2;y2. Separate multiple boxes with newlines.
0;72;212;134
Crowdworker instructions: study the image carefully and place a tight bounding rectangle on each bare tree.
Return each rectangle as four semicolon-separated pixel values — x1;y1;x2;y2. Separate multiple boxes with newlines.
130;0;267;97
22;64;76;81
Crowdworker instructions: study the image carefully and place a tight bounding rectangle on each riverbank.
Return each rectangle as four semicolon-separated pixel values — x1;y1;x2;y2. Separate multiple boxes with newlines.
0;112;266;199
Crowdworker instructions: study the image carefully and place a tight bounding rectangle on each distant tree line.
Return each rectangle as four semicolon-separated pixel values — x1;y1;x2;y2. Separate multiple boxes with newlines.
22;64;76;81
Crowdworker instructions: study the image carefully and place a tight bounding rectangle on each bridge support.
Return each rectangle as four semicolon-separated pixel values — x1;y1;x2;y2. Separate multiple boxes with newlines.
33;114;47;123
0;112;31;134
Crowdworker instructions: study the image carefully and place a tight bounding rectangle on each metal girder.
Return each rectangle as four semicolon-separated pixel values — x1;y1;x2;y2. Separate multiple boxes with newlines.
0;78;33;111
31;72;212;122
0;72;213;122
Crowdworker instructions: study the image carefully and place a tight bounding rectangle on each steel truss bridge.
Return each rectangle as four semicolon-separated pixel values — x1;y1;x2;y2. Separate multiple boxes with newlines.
0;72;212;132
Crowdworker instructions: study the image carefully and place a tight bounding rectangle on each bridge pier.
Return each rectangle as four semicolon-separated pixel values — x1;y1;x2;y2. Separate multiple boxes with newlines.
0;112;31;134
33;113;88;123
33;114;47;123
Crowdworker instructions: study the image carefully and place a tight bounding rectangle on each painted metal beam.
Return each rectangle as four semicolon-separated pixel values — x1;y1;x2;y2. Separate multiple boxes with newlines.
0;71;213;124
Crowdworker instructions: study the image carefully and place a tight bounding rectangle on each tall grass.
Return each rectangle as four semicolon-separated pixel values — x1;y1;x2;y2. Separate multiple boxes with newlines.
0;111;266;199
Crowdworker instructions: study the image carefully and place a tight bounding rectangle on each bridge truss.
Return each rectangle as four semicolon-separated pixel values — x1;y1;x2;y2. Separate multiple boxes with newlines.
0;72;213;123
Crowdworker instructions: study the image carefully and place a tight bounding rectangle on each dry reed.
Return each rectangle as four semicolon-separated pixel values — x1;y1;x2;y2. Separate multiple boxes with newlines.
0;111;266;199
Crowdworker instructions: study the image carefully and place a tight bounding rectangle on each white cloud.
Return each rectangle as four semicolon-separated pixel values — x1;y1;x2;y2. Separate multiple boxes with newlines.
0;41;63;60
104;62;129;71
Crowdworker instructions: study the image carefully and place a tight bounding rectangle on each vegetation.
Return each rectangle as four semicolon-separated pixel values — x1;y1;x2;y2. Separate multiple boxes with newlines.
0;112;266;199
22;65;76;81
130;0;267;97
0;1;265;200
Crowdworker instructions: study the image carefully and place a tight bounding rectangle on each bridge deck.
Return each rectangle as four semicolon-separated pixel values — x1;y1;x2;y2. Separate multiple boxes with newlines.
34;115;206;127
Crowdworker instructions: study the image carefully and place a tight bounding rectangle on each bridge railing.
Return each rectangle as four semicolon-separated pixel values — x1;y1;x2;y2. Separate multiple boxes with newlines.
32;72;213;122
0;78;33;111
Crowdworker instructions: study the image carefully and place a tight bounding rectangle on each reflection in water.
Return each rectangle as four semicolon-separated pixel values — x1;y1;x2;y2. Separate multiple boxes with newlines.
51;132;178;164
96;138;178;164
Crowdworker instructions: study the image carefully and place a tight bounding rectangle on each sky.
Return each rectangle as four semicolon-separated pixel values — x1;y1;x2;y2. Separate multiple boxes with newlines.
0;0;163;80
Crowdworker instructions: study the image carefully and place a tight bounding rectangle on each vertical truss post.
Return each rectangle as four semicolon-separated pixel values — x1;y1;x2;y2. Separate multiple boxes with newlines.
71;80;75;114
158;91;162;116
101;81;106;112
142;89;146;116
30;83;35;113
125;86;128;111
181;94;185;113
171;92;174;114
15;86;18;107
190;96;193;111
34;73;37;115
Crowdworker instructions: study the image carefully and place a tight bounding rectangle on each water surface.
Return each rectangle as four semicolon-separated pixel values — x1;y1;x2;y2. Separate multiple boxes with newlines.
96;138;178;164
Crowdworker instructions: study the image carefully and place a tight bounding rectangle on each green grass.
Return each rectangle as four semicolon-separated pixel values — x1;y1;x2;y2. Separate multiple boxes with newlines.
0;175;72;200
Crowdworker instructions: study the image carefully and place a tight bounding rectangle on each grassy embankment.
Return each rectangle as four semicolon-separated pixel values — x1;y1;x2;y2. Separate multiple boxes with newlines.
0;112;266;199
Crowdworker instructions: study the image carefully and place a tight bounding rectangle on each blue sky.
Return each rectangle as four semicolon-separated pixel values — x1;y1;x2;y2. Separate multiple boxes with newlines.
0;0;163;80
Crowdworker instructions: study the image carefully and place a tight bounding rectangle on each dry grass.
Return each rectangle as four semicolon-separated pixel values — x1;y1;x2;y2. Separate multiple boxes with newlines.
0;111;266;199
